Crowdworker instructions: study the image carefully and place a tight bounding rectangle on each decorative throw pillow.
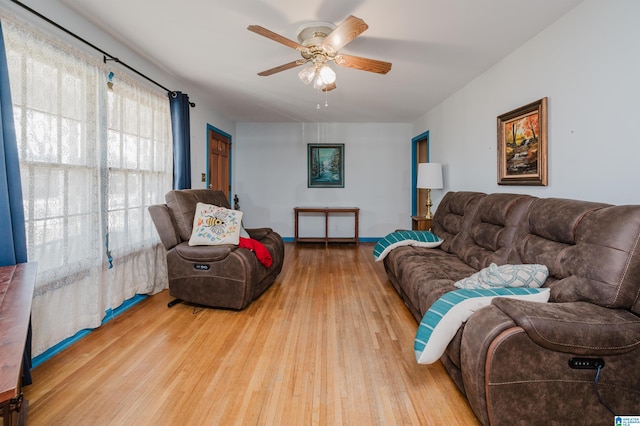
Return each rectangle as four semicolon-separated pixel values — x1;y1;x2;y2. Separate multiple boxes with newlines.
238;237;272;268
373;230;443;262
414;287;550;364
188;202;243;246
454;263;549;289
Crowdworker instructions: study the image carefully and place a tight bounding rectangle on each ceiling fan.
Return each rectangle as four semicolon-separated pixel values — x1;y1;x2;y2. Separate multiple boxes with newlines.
247;15;392;92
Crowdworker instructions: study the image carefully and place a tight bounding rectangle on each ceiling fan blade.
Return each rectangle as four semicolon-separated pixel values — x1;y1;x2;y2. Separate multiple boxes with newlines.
257;60;305;76
322;15;368;52
334;54;392;74
322;82;337;92
247;25;305;50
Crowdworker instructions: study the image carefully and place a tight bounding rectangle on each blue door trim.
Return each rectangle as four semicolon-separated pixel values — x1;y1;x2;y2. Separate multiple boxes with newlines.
411;131;429;215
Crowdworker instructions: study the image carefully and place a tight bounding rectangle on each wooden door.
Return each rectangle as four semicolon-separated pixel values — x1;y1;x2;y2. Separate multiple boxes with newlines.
415;136;429;217
208;128;230;198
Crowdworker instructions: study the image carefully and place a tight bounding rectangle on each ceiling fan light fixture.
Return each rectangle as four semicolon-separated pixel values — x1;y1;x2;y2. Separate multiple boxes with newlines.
300;63;336;88
319;64;336;84
298;64;316;85
250;16;391;91
312;73;324;90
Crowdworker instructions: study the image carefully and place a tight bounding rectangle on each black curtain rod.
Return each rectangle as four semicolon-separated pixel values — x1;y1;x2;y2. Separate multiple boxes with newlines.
8;0;195;107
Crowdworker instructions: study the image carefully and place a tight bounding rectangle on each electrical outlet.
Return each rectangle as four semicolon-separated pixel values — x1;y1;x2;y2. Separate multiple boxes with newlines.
568;358;604;369
201;173;206;182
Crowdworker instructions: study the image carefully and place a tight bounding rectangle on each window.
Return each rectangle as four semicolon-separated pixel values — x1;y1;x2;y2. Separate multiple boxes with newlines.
106;78;172;255
3;13;172;356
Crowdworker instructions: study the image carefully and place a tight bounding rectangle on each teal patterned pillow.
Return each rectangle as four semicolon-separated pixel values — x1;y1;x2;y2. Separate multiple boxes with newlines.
373;230;442;262
188;202;243;246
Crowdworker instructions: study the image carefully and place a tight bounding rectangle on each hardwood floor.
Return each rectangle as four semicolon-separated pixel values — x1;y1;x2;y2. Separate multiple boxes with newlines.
23;243;480;425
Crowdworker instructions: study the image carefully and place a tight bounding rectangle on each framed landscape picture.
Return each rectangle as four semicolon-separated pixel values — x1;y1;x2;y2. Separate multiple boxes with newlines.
497;97;548;186
307;144;344;188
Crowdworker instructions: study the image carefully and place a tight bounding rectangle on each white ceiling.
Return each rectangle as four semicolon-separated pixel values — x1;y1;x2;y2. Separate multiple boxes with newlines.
58;0;583;123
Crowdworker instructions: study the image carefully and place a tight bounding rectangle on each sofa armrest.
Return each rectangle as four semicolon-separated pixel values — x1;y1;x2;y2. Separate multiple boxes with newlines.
148;205;181;250
245;227;273;241
492;298;640;355
174;243;235;262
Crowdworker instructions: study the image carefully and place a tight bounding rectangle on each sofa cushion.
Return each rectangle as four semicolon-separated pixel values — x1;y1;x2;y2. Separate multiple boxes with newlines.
414;287;550;364
454;263;548;289
382;246;475;321
373;230;442;261
188;202;243;246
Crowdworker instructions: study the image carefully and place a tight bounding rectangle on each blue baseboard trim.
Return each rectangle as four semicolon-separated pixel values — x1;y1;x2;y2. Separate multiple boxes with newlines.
32;294;148;368
359;237;379;243
282;237;380;243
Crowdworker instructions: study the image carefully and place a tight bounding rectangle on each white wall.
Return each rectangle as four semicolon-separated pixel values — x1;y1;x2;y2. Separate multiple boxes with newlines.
16;0;639;241
190;112;233;189
234;122;412;239
413;0;640;208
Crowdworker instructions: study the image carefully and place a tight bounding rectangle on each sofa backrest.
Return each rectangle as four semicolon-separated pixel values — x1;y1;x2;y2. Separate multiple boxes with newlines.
165;189;232;242
431;191;485;255
457;193;536;270
512;198;640;313
432;192;536;270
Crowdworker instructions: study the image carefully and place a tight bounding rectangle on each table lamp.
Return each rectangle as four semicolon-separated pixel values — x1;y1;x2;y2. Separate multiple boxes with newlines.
417;163;443;219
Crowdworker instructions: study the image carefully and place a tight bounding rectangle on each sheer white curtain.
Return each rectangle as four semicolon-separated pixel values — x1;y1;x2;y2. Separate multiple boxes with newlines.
104;71;171;311
2;12;171;357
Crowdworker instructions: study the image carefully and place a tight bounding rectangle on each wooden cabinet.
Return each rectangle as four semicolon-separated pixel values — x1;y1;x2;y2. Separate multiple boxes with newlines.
0;262;37;426
411;216;432;231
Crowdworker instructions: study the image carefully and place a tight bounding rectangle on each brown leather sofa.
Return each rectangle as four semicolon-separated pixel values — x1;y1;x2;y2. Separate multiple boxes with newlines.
383;191;640;425
149;189;284;310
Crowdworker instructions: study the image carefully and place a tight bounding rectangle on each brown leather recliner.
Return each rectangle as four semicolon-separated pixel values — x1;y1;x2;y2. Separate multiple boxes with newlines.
148;189;284;310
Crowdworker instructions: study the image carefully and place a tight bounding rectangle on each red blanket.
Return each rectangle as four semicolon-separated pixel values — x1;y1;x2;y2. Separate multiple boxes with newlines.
238;237;273;268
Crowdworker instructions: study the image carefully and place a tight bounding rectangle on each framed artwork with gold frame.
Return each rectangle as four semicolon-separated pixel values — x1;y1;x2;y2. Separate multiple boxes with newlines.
497;97;548;186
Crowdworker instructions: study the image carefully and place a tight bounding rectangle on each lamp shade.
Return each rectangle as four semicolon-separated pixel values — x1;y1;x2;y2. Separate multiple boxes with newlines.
417;163;443;189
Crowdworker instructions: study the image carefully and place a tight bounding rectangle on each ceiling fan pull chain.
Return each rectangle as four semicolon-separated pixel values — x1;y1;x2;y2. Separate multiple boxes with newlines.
316;85;322;109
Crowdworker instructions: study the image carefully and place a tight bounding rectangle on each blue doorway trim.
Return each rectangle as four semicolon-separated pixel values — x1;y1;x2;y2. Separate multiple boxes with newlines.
411;131;430;215
205;124;233;200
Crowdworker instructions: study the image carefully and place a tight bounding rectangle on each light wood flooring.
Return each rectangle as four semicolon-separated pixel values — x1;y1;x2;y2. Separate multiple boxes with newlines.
23;243;480;425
